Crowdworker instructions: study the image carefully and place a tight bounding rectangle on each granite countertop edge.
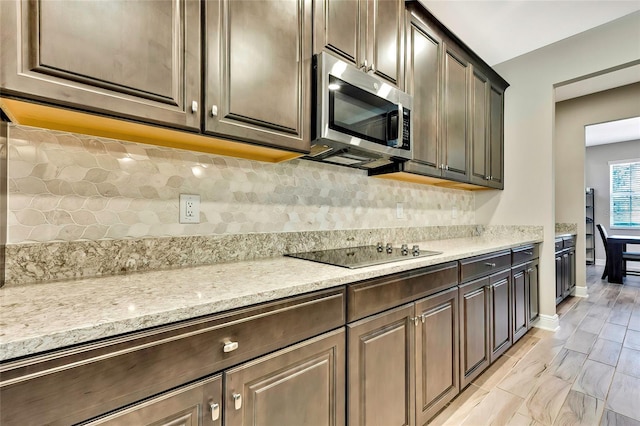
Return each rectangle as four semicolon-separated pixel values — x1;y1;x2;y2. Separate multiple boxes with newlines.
0;235;543;362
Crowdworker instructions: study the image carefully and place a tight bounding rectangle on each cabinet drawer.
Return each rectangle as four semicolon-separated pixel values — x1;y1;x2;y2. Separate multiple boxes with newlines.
347;262;458;322
563;235;576;248
459;251;511;283
555;238;564;252
0;287;345;426
512;244;539;265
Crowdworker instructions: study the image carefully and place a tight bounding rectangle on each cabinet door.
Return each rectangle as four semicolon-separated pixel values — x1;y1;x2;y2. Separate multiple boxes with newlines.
441;44;470;182
85;375;222;426
469;68;489;186
406;12;442;175
528;259;540;327
487;84;505;189
225;328;345;426
568;249;576;292
205;0;311;153
0;0;201;130
562;252;571;296
313;0;360;66
348;304;415;426
415;287;459;425
511;266;527;343
555;254;563;304
459;277;490;388
489;270;512;362
367;0;405;88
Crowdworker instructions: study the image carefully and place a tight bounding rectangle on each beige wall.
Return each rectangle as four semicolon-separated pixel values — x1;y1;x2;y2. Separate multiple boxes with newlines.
556;83;640;287
476;11;640;326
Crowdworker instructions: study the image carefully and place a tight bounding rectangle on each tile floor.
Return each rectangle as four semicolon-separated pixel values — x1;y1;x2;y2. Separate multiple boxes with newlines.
430;265;640;426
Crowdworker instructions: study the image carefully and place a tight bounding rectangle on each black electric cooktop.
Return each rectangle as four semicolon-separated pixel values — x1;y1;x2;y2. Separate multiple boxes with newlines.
285;245;442;269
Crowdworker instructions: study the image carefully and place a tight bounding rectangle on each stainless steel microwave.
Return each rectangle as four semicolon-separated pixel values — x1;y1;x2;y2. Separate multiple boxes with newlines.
309;52;413;168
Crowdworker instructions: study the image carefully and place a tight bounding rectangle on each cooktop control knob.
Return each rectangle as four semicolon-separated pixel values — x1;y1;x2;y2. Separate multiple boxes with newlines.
386;243;393;254
376;242;384;252
412;245;420;256
401;244;409;255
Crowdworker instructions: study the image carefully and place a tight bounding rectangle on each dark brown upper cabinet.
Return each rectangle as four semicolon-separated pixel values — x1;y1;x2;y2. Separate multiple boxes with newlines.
204;0;312;153
0;0;201;130
470;67;505;189
405;11;443;176
441;43;471;182
314;0;405;88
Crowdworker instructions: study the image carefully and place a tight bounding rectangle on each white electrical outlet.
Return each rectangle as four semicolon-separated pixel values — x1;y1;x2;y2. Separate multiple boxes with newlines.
396;202;404;219
180;194;200;224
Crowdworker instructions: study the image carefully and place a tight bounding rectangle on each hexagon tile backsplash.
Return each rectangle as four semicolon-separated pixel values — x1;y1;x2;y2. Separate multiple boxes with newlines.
6;124;474;244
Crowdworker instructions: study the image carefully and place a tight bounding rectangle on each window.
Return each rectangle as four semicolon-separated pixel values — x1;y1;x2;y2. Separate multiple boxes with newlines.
610;159;640;228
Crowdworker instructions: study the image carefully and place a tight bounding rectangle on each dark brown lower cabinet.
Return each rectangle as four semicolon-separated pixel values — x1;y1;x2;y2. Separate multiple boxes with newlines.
459;277;490;388
348;304;415;426
225;328;345;426
415;287;459;425
511;264;528;343
459;267;512;388
85;375;222;425
556;243;576;304
348;287;459;426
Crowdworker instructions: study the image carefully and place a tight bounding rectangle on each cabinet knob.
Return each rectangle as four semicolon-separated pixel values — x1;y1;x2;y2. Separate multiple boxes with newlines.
484;262;496;268
211;105;218;117
223;341;239;353
445;165;449;171
233;393;242;410
191;101;198;113
210;402;220;421
361;59;368;71
527;268;533;273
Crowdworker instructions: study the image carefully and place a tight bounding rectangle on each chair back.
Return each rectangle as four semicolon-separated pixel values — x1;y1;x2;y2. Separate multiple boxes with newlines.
596;224;608;256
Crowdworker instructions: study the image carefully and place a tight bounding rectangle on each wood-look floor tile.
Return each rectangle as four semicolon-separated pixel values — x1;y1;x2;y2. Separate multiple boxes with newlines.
517;374;572;425
473;353;520;391
506;335;541;360
600;322;628;343
507;413;545;426
461;388;523;426
589;339;623;366
498;357;548;398
572;359;615;400
579;315;607;334
565;329;598;354
623;330;640;351
601;409;640;426
628;313;640;332
553;390;605;426
428;384;489;426
589;305;614;322
617;347;640;379
608;308;632;327
546;349;587;382
606;373;640;421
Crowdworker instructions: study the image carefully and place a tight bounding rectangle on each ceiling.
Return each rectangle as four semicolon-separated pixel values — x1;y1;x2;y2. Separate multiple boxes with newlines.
419;1;640;67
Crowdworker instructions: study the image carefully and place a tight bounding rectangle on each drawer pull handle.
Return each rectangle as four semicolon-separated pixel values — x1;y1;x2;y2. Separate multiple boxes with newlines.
233;393;242;410
527;268;533;273
223;341;239;353
485;262;496;267
210;402;220;421
524;251;533;255
191;100;198;113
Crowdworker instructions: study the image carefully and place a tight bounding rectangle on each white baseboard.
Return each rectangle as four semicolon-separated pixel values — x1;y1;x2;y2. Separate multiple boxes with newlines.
534;314;560;332
573;286;589;298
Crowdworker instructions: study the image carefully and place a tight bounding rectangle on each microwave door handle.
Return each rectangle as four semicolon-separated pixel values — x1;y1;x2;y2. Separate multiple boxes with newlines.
396;103;403;148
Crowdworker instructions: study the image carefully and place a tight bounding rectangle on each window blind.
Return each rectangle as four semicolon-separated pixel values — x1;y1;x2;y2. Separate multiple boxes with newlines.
610;159;640;228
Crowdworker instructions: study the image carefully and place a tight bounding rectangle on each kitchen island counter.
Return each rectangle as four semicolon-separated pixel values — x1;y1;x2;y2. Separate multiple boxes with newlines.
0;234;542;361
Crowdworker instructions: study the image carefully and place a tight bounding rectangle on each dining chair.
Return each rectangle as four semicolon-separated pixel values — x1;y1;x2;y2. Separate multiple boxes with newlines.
596;224;640;279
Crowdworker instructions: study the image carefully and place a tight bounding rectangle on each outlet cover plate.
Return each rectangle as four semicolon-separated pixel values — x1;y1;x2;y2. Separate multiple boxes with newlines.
180;194;200;224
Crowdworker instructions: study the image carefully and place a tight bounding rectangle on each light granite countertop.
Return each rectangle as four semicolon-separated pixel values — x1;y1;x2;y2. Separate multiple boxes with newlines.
0;235;542;361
